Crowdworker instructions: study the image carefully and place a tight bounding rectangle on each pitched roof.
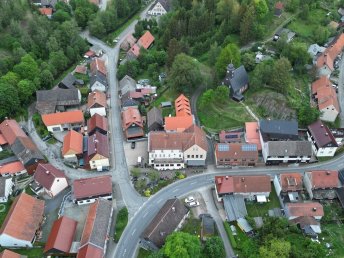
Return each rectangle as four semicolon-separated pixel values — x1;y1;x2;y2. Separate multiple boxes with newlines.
279;173;303;192
266;141;312;157
259;119;298;141
147;107;163;129
215;175;271;194
215;143;258;161
77;245;103;258
39;7;53;16
119;75;136;95
311;76;331;94
0;193;44;241
316;52;334;70
285;202;324;217
44;216;78;254
223;64;249;93
0;133;8;145
62;130;83;156
75;65;87;74
317;33;344;70
90;72;108;88
175;94;191;117
141;198;188;248
0;119;27;145
308;120;337;148
128;44;140;58
87;90;107;109
0;161;25;176
314;85;340;112
138;31;155;49
87;132;109;159
73;175;112;200
245;122;262;150
11;137;44;165
306;170;340;189
122;107;144;130
59;73;78;89
42;110;84;126
34;163;67;191
275;1;284;9
87;114;108;134
120;34;137;50
90;58;107;76
215;176;234;194
0;250;22;258
164;116;194;132
78;199;112;258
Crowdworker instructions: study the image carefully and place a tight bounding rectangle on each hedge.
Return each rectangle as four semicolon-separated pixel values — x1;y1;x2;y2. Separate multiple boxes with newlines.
223;222;237;249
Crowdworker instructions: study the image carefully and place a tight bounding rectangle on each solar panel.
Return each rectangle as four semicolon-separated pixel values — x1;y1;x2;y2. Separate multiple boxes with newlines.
218;144;230;152
225;134;239;139
241;144;257;152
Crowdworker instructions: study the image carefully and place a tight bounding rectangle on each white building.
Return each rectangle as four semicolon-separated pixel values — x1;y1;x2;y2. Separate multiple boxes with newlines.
0;178;13;203
148;0;171;16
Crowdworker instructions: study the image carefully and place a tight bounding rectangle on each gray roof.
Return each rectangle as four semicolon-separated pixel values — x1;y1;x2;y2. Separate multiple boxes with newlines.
237;218;253;233
223;195;247;222
202;215;215;236
11;137;44;166
41;0;58;7
90;72;108;88
119;75;136;96
147;107;163;129
223;65;249;93
141;198;189;248
259;119;298;141
0;156;19;166
59;73;78;89
266;141;312;157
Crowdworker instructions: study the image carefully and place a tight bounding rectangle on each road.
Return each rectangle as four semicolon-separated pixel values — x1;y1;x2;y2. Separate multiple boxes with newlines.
338;53;344;127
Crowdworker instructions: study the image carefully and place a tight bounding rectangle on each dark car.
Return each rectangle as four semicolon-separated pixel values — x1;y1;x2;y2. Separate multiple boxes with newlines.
131;142;136;149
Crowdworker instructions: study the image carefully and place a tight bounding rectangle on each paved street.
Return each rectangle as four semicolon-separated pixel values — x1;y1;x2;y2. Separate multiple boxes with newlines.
338;54;344;127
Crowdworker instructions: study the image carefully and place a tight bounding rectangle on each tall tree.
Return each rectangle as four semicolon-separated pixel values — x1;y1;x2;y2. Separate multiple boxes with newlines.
163;232;201;258
13;54;39;81
215;43;241;79
167;38;189;67
17;79;36;103
203;237;226;258
259;239;291;258
270;58;292;93
0;82;20;119
240;4;256;45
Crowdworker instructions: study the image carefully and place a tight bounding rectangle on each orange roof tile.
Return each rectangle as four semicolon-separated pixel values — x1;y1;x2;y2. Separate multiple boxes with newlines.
75;65;87;74
138;31;155;49
215;175;271;194
0;119;27;145
0;193;44;242
122;107;143;130
164;116;194;132
275;1;284;9
317;86;339;112
285;202;324;217
0;161;26;176
175;94;191;117
39;8;53;16
42;110;84;127
311;76;331;94
316;33;344;71
0;250;21;258
307;170;339;189
77;244;103;258
62;130;83;156
87;90;107;109
90;58;107;76
245;122;262;150
280;173;303;192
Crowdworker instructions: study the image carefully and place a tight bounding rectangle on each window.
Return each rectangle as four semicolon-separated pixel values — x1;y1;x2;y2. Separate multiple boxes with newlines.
200;155;203;158
177;164;181;166
191;155;194;158
187;155;190;158
196;155;198;158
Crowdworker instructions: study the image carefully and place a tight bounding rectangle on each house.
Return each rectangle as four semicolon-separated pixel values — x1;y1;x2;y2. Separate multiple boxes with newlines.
259;119;299;142
304;170;341;200
138;31;155;50
121;97;139;110
73;175;112;205
87;132;110;171
200;214;215;241
0;193;44;247
59;73;83;90
36;88;81;114
140;198;189;251
127;44;141;60
33;163;68;198
222;64;249;101
0;119;28;145
62;130;83;162
148;125;208;170
119;75;136;96
44;216;78;255
311;77;340;122
0;178;13;203
121;107;144;140
87;90;107;117
90;58;107;76
0;160;26;177
0;250;24;258
148;0;171;16
90;72;108;92
274;173;303;203
77;198;113;258
147;107;163;131
83;50;95;59
87;113;108;136
214;175;271;202
308;44;326;58
274;1;284;17
284;202;324;220
39;8;53;18
75;65;87;75
215;143;258;167
244;122;262;150
307;120;338;157
41;110;84;132
273;28;295;42
120;34;137;51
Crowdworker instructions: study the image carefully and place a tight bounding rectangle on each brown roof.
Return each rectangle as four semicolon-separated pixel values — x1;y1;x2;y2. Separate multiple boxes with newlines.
149;124;208;152
0;193;44;241
215;143;258;162
0;161;26;176
87;113;108;134
316;52;334;70
87;90;107;109
311;76;331;94
141;198;188;248
39;7;53;15
280;173;303;192
128;44;141;58
175;94;191;117
285;202;324;217
245;122;262;150
42;110;84;126
122;107;143;130
73;175;112;200
0;133;7;145
138;31;155;49
120;34;137;51
77;245;103;258
90;58;107;76
311;76;339;112
215;175;271;194
215;176;234;194
316;33;344;71
275;1;284;9
308;120;337;148
306;170;340;189
87;132;109;159
34;163;67;191
62;130;83;156
0;250;22;258
0;119;27;145
44;216;78;254
75;65;87;74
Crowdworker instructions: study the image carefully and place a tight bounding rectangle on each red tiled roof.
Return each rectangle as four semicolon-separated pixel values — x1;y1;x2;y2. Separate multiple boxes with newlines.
215;175;271;194
316;33;344;71
44;216;78;254
215;176;234;194
138;31;155;49
87;113;108;133
0;193;44;242
215;143;258;162
0;119;27;145
42;110;84;126
87;131;109;159
311;76;331;94
129;91;144;99
90;58;107;76
39;7;53;16
34;163;67;191
164;116;194;132
280;173;303;192
128;44;141;57
312;76;340;112
275;1;284;9
316;52;334;70
308;120;337;148
285;202;324;217
0;133;7;145
62;130;83;156
0;250;21;258
0;161;25;176
122;107;143;130
84;50;95;58
306;170;339;189
87;90;107;109
77;244;103;258
75;65;87;74
245;122;262;150
73;175;112;199
175;94;191;117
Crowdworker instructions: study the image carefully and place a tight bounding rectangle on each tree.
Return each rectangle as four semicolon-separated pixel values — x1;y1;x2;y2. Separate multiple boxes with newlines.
242;52;256;71
40;69;54;89
297;101;320;126
89;16;106;38
282;42;310;73
250;60;271;89
214;85;229;104
215;43;241;79
53;10;71;23
240;4;256;45
135;178;147;192
49;51;69;74
168;53;202;94
0;82;20;120
163;232;201;258
269;58;292;93
130;167;141;178
17;79;36;103
199;89;214;109
1;72;19;87
208;42;221;66
253;0;268;20
13;54;39;81
203;237;225;258
259;239;291;258
312;26;330;45
117;60;140;80
148;170;160;182
167;38;189;67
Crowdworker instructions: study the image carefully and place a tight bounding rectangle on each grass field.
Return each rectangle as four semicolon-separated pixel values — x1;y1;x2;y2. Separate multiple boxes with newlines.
0;247;43;258
0;201;12;226
114;207;129;242
321;223;344;257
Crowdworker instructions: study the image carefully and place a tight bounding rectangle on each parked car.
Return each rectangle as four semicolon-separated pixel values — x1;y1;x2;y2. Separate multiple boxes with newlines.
131;142;136;149
188;201;200;207
184;196;195;203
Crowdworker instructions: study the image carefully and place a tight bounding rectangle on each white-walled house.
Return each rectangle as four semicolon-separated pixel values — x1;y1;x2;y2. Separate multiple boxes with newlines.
148;0;171;16
87;90;107;117
184;144;207;167
41;110;84;132
0;178;13;203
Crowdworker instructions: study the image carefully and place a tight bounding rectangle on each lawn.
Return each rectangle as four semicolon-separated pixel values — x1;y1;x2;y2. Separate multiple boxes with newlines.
181;216;202;237
245;184;280;217
198;99;253;131
114;207;129;242
0;149;14;160
0;201;12;226
0;247;44;257
150;87;178;117
321;223;344;257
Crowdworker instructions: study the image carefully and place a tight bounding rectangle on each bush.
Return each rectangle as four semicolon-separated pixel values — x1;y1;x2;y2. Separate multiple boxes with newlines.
114;207;129;242
223;222;237;249
144;189;151;197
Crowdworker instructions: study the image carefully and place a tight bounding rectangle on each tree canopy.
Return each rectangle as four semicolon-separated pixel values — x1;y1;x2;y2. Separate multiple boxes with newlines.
215;43;241;79
162;232;201;258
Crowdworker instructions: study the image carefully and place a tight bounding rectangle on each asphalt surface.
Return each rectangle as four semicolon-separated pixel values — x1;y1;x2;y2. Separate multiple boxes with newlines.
338;54;344;127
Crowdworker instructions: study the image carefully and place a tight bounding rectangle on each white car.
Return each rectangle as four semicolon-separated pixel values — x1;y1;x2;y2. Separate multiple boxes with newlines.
184;196;195;203
188;201;200;207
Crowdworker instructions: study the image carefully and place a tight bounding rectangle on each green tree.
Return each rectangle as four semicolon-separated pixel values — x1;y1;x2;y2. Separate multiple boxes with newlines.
1;72;19;87
214;85;229;104
148;170;160;182
215;43;241;79
13;54;39;81
297;101;320;126
208;42;221;66
203;237;225;258
135;179;147;192
49;51;68;74
259;239;291;258
0;82;20;119
168;53;201;94
250;60;271;89
53;10;71;23
40;69;54;89
199;89;214;109
130;167;141;178
282;42;310;73
269;58;292;93
17;79;36;104
253;0;268;20
117;60;140;80
312;26;330;45
167;38;189;67
242;52;256;71
240;4;256;44
163;232;201;258
88;16;106;38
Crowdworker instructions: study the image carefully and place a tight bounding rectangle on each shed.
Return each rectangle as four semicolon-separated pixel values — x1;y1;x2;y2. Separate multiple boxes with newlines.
160;101;172;108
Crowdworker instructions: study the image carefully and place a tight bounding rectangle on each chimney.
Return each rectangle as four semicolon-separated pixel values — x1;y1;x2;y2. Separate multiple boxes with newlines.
241;177;245;182
46;170;50;174
225;176;229;180
325;133;328;136
313;207;317;212
326;171;331;175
